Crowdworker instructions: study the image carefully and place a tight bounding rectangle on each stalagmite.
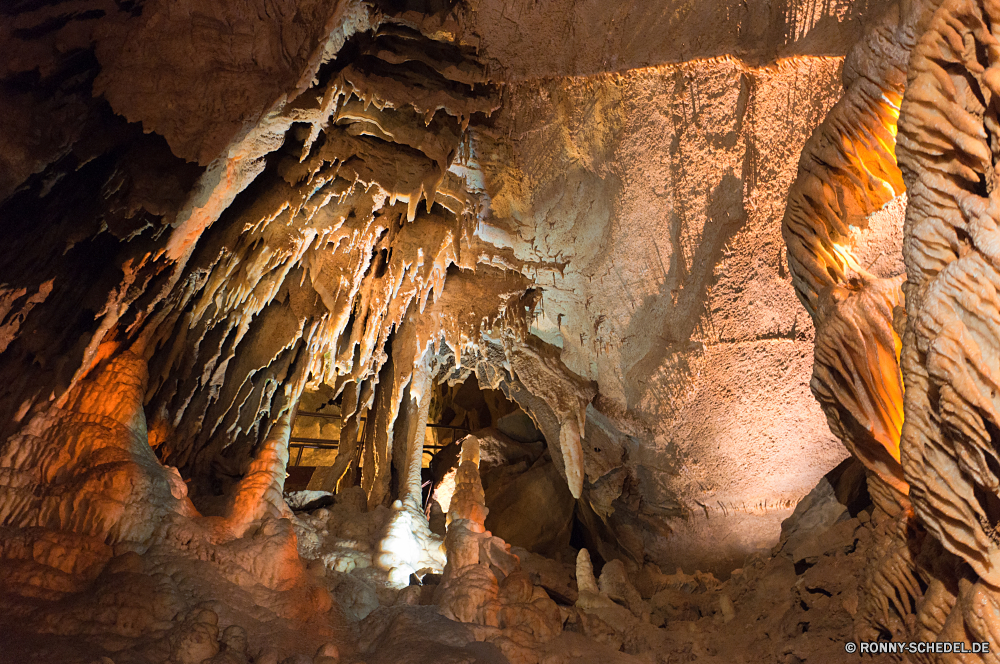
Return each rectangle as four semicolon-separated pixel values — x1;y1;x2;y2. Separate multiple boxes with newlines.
434;433;562;649
437;435;497;620
223;413;293;536
574;549;601;598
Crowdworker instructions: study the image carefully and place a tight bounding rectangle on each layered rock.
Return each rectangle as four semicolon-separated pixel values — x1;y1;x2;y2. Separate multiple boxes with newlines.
897;0;1000;651
780;0;1000;656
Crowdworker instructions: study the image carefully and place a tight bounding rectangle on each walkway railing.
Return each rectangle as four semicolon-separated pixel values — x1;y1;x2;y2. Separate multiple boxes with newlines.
287;412;469;467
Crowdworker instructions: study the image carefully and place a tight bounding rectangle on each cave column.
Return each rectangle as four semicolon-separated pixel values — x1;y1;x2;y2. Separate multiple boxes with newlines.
373;344;445;585
320;380;360;493
399;348;433;512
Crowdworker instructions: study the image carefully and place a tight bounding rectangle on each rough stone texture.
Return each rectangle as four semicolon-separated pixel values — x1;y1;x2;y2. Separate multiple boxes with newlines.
893;0;1000;652
466;0;895;79
781;2;916;501
0;0;889;581
427;430;574;557
476;52;851;574
773;0;1000;658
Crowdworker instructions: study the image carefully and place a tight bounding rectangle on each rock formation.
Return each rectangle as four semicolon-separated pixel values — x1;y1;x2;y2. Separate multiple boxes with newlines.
8;0;1000;661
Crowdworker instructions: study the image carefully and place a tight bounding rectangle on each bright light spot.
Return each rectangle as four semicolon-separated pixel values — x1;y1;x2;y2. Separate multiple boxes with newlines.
832;242;862;271
433;469;457;514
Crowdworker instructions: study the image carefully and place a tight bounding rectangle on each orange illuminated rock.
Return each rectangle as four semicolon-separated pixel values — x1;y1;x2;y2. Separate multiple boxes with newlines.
781;5;913;497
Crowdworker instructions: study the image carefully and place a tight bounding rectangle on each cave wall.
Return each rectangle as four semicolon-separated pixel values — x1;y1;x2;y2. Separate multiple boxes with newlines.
470;54;854;573
465;0;895;78
0;0;903;579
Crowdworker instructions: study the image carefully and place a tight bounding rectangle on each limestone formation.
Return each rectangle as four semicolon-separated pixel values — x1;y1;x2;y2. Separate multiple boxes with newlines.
8;0;1000;661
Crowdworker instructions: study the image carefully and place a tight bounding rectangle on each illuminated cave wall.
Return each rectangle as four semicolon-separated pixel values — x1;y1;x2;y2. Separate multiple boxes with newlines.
456;0;903;575
0;0;889;577
474;56;853;575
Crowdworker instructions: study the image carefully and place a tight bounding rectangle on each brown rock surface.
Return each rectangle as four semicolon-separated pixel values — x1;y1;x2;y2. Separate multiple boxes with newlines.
478;52;851;574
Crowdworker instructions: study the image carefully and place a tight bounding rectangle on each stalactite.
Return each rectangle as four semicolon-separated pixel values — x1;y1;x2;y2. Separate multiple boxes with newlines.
8;0;990;660
501;328;597;500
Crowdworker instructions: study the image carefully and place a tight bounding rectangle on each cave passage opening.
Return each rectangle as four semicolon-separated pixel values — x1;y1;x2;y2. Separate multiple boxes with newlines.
285;369;588;561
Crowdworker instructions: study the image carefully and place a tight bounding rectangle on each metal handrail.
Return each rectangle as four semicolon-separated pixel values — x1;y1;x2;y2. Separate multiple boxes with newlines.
287;412;472;467
288;437;341;446
293;411;343;420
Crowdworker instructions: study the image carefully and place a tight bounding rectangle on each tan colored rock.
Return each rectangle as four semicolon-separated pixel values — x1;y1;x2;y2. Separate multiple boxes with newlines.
598;559;651;622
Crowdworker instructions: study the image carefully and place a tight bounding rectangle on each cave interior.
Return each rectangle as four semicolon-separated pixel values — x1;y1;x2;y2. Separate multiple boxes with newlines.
3;0;1000;662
